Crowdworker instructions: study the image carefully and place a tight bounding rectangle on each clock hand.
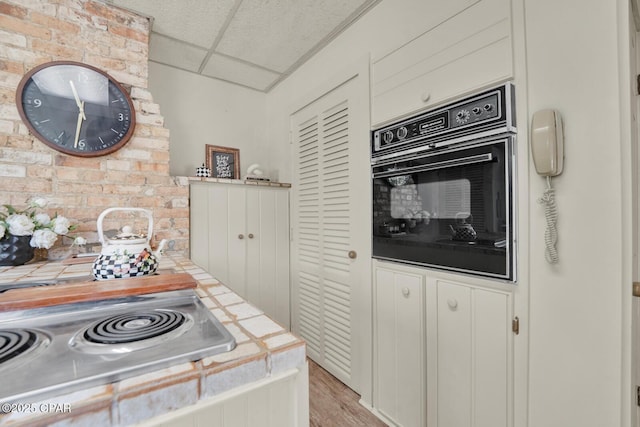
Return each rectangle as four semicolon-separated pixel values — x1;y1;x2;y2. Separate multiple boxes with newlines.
73;101;85;148
69;80;86;120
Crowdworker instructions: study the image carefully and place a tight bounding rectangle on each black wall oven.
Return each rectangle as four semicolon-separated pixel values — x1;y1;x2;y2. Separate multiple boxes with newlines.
371;84;516;281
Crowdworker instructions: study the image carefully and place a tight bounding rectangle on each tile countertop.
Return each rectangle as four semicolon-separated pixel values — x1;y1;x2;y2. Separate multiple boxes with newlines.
0;255;306;426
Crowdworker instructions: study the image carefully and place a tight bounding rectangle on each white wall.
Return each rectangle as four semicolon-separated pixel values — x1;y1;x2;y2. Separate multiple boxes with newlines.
523;0;628;426
148;63;270;179
149;0;633;424
265;1;630;426
265;0;473;183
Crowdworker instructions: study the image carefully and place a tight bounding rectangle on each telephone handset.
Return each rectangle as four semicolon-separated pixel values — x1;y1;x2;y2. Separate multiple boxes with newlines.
530;109;564;264
531;109;564;176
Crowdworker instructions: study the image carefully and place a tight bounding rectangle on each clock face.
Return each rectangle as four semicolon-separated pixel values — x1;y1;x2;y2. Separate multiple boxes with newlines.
16;61;136;157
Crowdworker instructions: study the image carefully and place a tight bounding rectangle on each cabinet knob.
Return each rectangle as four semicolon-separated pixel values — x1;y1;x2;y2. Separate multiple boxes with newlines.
238;234;244;240
248;233;254;239
447;298;458;310
348;250;357;259
402;287;410;297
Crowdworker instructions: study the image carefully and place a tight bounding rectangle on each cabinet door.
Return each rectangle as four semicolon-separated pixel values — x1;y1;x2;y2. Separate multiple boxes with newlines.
189;182;210;271
372;0;512;125
374;267;425;427
190;182;233;285
246;188;290;328
435;281;510;427
290;63;371;394
226;186;247;298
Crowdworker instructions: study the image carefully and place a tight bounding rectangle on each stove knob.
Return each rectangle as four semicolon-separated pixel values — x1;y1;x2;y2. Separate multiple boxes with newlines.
383;131;394;144
397;127;408;139
472;107;482;115
455;109;470;124
484;103;494;112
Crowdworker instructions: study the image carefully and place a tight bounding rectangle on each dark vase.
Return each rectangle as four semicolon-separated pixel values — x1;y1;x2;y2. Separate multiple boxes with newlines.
0;235;34;266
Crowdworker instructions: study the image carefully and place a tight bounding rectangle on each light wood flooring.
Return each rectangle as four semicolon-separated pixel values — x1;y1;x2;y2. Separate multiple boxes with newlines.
308;359;388;427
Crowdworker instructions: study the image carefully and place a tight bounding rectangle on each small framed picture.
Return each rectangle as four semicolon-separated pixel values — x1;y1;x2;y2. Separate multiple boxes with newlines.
205;145;240;179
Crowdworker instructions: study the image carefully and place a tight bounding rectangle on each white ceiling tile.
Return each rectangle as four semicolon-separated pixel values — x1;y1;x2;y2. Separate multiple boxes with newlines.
150;34;208;72
201;53;281;91
216;0;368;73
111;0;236;47
103;0;380;91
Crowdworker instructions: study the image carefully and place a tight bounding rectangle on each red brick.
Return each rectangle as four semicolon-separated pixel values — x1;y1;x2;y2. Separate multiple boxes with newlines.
0;15;51;40
31;38;82;59
0;2;28;19
55;155;102;169
108;23;147;44
0;177;52;192
83;0;117;22
84;55;126;72
0;60;23;75
31;12;80;35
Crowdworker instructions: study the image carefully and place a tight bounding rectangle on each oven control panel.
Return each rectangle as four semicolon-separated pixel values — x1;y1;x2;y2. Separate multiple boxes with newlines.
372;83;515;159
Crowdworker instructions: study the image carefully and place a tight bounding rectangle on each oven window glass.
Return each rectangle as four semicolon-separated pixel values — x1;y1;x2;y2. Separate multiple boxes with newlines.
372;138;514;280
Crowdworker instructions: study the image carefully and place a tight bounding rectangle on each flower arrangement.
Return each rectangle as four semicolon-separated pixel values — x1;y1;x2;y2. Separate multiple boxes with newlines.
0;198;86;249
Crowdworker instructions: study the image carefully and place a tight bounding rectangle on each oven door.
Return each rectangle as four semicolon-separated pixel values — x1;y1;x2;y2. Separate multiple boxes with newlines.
372;136;515;281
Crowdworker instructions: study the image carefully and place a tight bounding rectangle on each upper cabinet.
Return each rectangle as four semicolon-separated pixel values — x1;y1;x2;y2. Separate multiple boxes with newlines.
371;0;513;126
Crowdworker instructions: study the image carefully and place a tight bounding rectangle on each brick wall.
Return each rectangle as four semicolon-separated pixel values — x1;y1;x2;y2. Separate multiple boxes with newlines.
0;0;190;258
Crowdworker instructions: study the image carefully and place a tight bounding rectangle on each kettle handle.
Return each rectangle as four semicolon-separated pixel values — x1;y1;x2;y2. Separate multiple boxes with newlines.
97;208;153;244
455;212;473;223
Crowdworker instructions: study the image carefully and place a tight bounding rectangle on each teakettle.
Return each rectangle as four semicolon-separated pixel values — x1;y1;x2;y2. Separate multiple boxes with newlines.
449;212;477;242
92;208;167;280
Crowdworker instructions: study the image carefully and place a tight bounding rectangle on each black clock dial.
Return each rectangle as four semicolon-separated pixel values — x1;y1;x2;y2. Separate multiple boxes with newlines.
16;61;136;157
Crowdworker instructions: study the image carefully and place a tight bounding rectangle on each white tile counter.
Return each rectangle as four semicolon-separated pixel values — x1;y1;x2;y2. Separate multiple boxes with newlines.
0;255;307;426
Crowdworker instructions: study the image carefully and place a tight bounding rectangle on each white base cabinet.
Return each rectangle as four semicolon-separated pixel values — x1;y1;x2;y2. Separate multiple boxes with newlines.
427;280;512;427
373;265;426;427
372;260;514;427
136;366;308;427
190;181;290;328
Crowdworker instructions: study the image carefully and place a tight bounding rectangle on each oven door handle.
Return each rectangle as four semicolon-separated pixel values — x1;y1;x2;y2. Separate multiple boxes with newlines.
372;153;494;178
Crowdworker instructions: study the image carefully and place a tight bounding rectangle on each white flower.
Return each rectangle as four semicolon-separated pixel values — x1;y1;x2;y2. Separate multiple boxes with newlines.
52;216;71;235
31;198;48;208
30;229;58;249
0;223;5;240
6;214;35;236
34;213;51;226
73;236;87;246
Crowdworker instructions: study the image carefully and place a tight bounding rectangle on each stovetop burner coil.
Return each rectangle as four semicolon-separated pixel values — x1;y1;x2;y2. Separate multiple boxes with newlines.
0;329;49;367
84;310;186;344
0;329;36;363
69;308;194;355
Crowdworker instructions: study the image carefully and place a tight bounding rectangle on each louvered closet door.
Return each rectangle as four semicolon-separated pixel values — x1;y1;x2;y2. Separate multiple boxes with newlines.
290;74;370;394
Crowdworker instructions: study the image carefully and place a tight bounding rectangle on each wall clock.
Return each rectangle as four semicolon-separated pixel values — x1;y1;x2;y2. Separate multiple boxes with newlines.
16;61;136;157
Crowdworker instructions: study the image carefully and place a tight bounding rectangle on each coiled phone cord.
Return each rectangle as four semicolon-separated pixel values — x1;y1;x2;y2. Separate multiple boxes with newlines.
538;176;559;263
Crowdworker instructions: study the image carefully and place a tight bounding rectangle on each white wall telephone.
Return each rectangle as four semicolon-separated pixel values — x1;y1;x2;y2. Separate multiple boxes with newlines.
531;109;564;176
530;108;564;264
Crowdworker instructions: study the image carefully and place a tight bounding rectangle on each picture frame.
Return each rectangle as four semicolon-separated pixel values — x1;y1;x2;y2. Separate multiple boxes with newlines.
205;145;240;179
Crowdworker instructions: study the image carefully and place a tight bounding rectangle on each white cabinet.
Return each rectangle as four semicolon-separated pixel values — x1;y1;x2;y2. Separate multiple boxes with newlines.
136;366;308;427
373;264;426;427
190;181;290;328
371;0;513;125
428;280;512;427
372;261;514;427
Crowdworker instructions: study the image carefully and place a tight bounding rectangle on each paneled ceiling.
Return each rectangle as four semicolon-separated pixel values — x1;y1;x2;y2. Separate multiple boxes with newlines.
104;0;381;92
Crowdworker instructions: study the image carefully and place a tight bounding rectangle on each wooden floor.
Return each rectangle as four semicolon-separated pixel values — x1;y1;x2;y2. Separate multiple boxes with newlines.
308;359;388;427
